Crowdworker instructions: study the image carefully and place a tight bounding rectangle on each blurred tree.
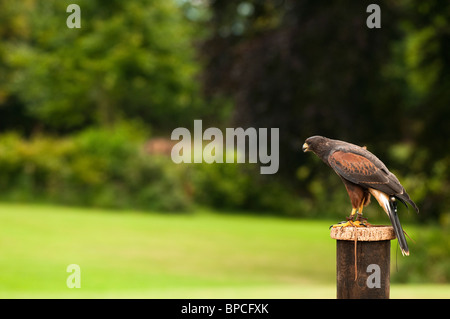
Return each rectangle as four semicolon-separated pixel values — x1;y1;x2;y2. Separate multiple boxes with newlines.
0;0;202;133
202;0;403;176
0;2;40;134
393;0;450;218
201;0;450;219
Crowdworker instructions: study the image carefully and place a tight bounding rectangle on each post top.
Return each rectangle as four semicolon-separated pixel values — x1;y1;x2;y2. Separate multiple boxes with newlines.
330;225;395;241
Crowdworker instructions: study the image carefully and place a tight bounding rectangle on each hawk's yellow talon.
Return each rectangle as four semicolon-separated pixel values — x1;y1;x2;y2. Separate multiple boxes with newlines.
331;220;367;228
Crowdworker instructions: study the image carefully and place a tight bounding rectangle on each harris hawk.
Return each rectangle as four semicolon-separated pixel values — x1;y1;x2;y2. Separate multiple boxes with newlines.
302;136;419;256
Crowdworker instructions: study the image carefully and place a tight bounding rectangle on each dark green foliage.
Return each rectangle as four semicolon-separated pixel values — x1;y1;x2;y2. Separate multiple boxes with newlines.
191;162;304;216
0;126;191;211
0;127;307;215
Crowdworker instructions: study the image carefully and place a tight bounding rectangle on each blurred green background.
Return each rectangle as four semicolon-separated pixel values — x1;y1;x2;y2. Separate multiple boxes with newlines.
0;0;449;298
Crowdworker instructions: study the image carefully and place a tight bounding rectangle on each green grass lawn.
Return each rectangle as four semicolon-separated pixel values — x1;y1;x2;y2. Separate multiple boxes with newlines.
0;203;448;298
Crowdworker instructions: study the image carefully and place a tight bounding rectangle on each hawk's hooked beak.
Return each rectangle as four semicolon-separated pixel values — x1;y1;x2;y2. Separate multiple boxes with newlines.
302;142;309;152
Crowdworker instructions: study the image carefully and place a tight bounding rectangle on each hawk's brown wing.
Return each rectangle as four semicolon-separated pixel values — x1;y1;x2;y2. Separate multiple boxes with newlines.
328;150;403;195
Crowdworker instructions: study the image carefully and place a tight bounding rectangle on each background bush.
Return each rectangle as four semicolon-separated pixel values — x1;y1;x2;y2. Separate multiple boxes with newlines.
0;126;191;211
393;221;450;283
0;127;306;215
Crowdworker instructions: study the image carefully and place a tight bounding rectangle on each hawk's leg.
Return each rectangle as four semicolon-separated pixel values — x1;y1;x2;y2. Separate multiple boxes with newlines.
358;198;365;215
354;198;371;226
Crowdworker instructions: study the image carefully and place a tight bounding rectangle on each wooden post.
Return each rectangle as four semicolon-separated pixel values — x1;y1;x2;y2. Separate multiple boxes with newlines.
330;226;396;299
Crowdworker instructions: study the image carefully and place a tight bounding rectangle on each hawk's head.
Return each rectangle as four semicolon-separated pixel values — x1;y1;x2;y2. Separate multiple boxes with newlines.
302;135;335;163
302;135;328;152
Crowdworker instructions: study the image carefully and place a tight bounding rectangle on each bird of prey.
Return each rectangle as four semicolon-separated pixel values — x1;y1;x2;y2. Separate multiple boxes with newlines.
302;136;419;256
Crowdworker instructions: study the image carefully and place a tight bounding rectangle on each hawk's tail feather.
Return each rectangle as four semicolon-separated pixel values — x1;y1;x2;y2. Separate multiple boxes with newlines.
395;192;419;214
369;188;411;256
387;198;410;256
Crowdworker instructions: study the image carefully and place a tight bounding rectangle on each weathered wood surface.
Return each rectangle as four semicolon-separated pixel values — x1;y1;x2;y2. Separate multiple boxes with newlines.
330;225;396;241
